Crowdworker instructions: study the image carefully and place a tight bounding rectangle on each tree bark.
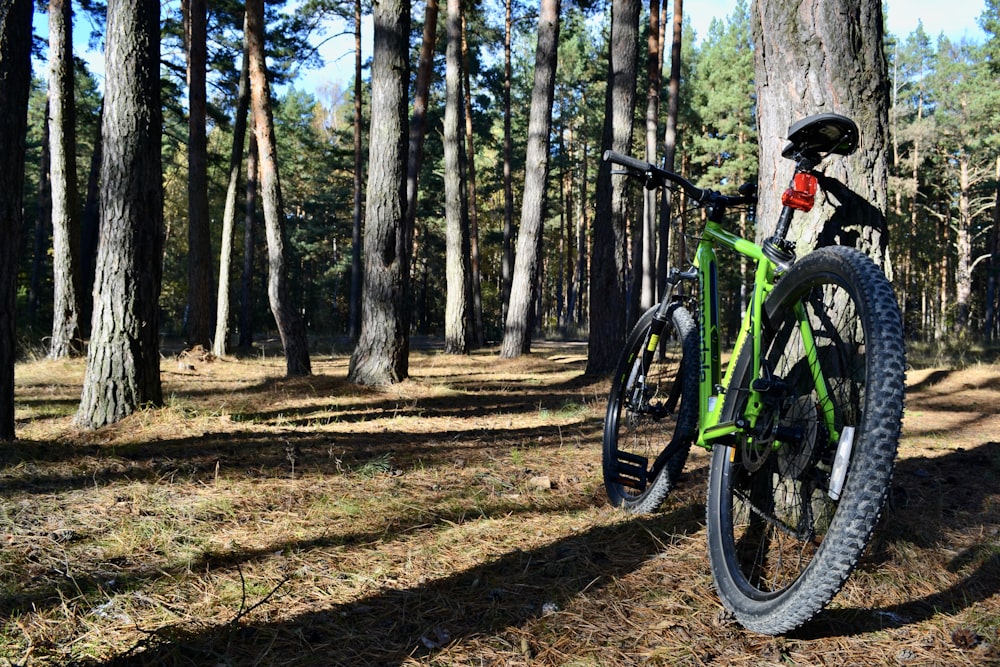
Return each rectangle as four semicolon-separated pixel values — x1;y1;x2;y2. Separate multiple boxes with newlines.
500;0;515;329
29;105;50;327
348;0;411;385
213;13;251;358
246;0;311;376
753;0;890;268
238;131;258;350
80;102;103;337
658;0;682;299
0;0;33;440
76;0;163;429
349;0;364;342
462;11;485;346
48;0;83;359
587;0;640;374
185;0;214;348
954;156;972;334
444;0;469;354
499;0;560;358
640;0;661;312
403;0;439;348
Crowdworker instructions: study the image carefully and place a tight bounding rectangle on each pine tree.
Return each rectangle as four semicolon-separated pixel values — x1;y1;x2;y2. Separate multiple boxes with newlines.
76;0;164;429
348;0;411;385
0;0;33;440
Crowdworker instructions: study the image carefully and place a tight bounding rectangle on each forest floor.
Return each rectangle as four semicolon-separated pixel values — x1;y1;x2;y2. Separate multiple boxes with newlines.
0;340;998;666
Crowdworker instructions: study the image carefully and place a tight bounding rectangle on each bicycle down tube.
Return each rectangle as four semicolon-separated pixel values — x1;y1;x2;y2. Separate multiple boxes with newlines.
692;217;840;452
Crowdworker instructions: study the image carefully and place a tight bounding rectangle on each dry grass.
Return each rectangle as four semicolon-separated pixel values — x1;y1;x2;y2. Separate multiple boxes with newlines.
1;342;998;666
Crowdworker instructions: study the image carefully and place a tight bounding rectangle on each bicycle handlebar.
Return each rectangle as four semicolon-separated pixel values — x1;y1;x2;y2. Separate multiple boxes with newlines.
602;150;757;209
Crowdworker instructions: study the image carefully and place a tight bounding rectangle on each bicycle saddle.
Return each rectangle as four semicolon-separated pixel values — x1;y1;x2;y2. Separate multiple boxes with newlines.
781;113;859;160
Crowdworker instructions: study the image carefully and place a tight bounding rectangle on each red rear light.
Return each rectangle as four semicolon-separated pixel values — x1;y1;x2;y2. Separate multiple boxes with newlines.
782;172;818;212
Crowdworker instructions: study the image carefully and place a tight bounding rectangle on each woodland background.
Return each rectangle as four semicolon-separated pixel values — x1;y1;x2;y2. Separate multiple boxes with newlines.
13;0;1000;369
0;1;998;664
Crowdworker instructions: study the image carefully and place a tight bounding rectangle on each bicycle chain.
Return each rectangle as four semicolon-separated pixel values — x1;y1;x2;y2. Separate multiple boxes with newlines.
730;484;815;543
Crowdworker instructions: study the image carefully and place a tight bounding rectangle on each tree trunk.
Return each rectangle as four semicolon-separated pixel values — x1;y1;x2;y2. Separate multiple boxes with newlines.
753;0;890;268
48;0;82;359
0;0;33;440
640;0;661;312
349;0;364;342
238;131;258;350
658;0;682;297
462;11;485;346
985;156;1000;341
246;0;311;376
587;0;640;374
348;0;411;385
500;0;515;328
80;102;103;337
185;0;213;348
213;13;250;358
404;0;439;340
499;0;560;358
29;105;49;327
76;0;163;429
954;155;972;335
444;0;469;354
576;139;589;327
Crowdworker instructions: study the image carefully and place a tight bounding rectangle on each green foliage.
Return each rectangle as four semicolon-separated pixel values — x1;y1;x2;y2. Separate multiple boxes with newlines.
14;1;1000;351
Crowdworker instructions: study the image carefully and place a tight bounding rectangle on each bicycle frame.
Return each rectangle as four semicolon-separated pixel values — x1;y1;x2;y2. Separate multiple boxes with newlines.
686;218;841;452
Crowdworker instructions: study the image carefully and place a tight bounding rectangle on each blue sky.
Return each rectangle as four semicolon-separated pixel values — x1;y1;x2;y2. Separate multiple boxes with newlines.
688;0;988;45
36;0;992;96
297;0;991;96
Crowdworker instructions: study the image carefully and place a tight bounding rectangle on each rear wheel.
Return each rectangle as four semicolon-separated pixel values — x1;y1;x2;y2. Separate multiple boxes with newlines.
603;304;698;513
706;246;905;634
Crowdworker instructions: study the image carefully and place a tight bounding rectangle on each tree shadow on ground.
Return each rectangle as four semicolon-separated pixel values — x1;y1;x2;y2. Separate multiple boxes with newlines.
793;441;1000;639
91;503;707;666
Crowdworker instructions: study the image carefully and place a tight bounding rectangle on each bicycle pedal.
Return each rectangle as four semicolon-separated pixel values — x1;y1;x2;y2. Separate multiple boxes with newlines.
614;451;648;491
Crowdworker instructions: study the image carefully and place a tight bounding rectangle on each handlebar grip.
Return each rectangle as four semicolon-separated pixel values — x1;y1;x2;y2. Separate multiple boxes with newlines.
603;150;653;173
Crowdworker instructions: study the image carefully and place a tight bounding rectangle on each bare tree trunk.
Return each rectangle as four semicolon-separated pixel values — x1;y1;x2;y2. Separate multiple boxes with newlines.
576;139;589;327
184;0;214;348
500;0;515;328
658;0;682;296
587;0;640;374
349;0;364;342
213;13;250;358
462;11;485;346
348;0;411;385
753;0;890;268
985;156;1000;341
48;0;82;359
80;102;103;337
640;0;661;311
76;0;163;429
938;211;949;341
954;156;972;335
29;105;49;327
238;132;258;350
500;0;560;358
0;0;33;440
444;0;469;354
246;0;311;376
404;0;439;340
983;157;1000;341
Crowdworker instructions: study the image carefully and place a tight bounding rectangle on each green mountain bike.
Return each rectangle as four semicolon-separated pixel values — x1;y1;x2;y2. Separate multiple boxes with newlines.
601;113;905;634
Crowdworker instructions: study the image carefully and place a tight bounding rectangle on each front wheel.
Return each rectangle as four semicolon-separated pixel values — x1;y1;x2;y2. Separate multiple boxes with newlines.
706;246;905;634
603;304;699;513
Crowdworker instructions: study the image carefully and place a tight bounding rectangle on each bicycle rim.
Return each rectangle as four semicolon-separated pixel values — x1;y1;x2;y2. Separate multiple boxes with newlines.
603;305;698;513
